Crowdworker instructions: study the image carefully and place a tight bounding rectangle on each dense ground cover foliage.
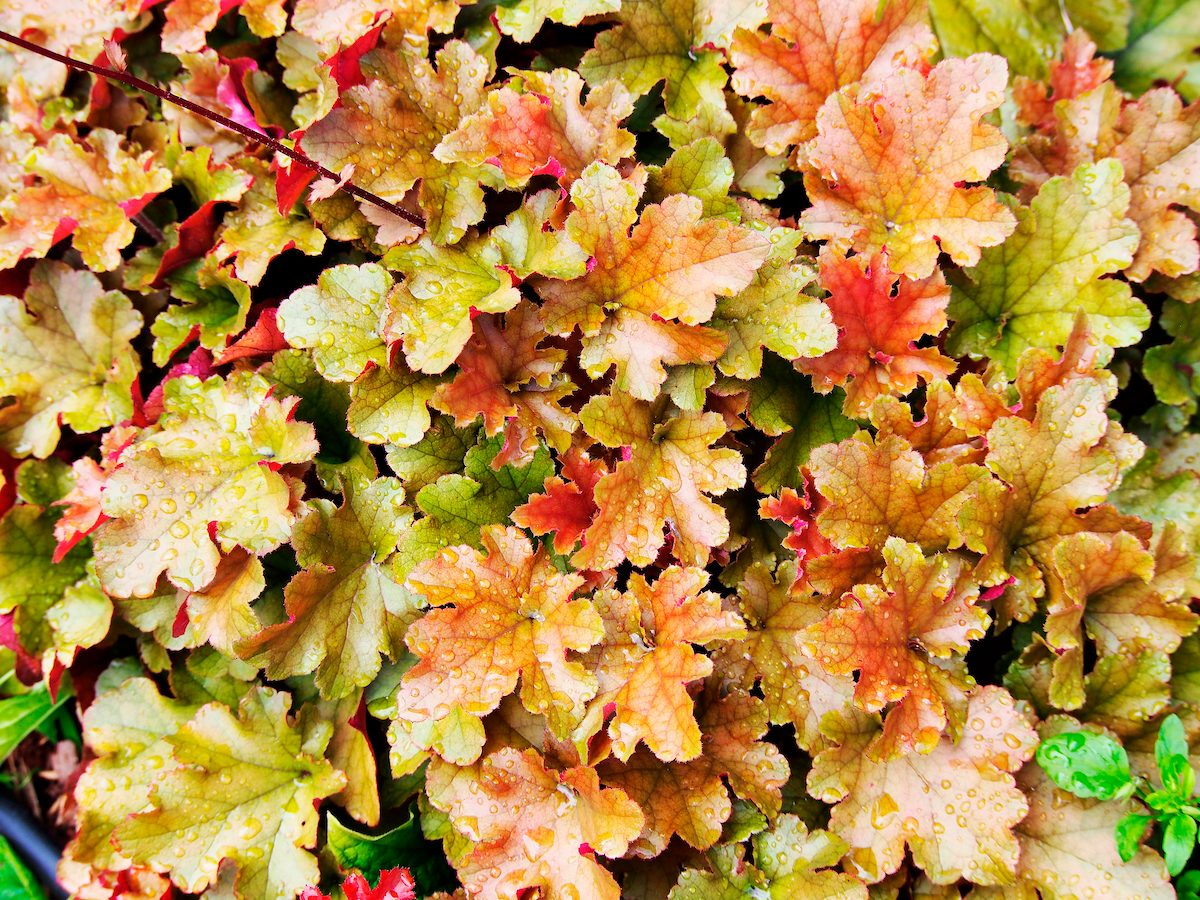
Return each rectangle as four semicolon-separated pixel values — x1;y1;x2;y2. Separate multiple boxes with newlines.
1;0;1200;897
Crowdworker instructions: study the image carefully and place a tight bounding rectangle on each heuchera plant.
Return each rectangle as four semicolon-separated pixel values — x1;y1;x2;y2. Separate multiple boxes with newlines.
0;0;1198;897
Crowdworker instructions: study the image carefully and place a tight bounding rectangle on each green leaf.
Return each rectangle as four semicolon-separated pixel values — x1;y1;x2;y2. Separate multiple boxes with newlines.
1144;300;1200;420
395;435;552;576
0;835;46;900
1115;0;1200;101
276;262;394;383
1157;714;1196;801
1163;813;1198;875
1178;869;1200;900
384;417;479;496
1115;812;1153;862
326;809;457;894
239;477;420;699
745;354;856;493
115;686;346;898
947;160;1146;375
929;0;1064;78
0;501;91;664
152;258;252;366
1035;730;1134;800
0;680;72;762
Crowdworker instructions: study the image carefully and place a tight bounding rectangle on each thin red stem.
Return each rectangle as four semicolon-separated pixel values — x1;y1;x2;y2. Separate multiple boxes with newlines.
0;29;425;229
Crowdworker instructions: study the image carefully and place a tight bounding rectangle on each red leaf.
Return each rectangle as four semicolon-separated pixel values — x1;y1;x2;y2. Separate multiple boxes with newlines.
216;307;288;364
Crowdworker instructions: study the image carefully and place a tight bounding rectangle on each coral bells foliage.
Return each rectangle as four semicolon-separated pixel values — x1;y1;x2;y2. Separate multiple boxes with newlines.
5;0;1200;899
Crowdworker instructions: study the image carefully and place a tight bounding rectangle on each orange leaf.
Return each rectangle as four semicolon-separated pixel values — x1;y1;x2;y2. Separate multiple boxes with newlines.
809;687;1038;884
714;561;855;752
808;430;989;553
801;538;988;757
432;302;576;468
730;0;935;153
512;447;605;555
575;567;744;762
571;391;745;570
598;688;788;855
798;250;955;416
437;69;635;188
426;747;643;900
537;163;770;398
395;525;602;749
800;54;1015;279
959;374;1149;627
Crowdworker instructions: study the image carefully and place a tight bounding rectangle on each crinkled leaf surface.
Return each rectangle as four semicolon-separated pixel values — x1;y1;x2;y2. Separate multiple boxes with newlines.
801;538;988;757
0;261;142;458
800;55;1015;279
426;748;644;900
574;566;744;761
572;391;746;569
579;0;767;143
0;130;170;272
808;687;1038;884
730;0;935;153
303;41;493;244
117;687;345;898
240;477;416;698
392;525;602;749
94;373;318;597
538;163;771;398
798;249;954;416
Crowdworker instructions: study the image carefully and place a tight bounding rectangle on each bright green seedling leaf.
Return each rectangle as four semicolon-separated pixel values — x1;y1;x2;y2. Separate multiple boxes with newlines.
1164;813;1199;875
1116;812;1154;863
1035;730;1135;800
240;477;418;699
1179;869;1200;900
947;160;1146;374
1156;713;1196;802
0;260;142;458
0;835;46;900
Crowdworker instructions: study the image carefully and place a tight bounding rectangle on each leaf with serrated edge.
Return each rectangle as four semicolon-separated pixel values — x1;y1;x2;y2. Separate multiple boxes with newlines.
0;261;142;458
800;55;1015;279
117;687;345;898
240;477;417;699
94;372;317;598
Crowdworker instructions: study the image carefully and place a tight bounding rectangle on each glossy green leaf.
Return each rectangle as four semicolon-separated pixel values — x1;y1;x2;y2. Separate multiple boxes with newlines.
1035;730;1134;800
0;835;46;900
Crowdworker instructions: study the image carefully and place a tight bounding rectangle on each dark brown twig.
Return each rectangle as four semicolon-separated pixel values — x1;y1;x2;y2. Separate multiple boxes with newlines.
0;29;425;229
